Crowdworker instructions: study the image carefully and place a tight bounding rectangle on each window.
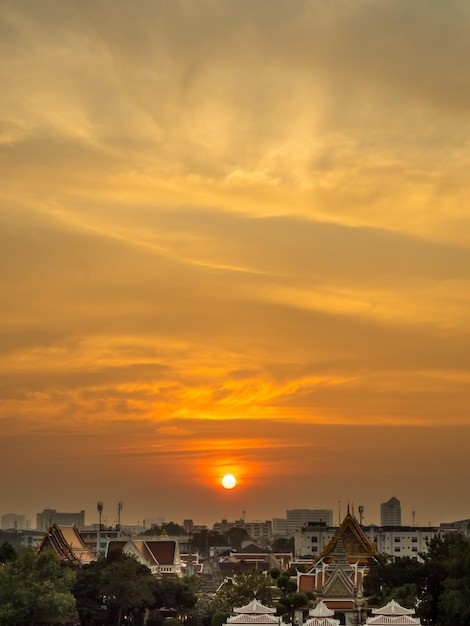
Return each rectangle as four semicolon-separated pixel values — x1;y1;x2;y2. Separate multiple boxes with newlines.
412;537;418;543
394;537;401;542
394;547;401;552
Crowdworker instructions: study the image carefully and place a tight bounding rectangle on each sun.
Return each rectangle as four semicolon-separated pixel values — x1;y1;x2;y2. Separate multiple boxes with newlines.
221;473;237;489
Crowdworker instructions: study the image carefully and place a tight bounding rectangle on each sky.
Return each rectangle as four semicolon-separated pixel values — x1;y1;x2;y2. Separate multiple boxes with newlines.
1;0;470;531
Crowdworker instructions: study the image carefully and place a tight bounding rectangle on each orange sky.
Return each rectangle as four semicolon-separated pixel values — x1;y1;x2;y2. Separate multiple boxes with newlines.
1;0;470;530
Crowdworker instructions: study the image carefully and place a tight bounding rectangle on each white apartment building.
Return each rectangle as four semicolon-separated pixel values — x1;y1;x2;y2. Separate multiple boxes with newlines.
36;508;86;531
273;509;334;537
295;521;458;561
212;518;272;540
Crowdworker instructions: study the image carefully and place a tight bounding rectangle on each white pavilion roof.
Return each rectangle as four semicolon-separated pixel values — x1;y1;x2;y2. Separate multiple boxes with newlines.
233;600;277;615
227;615;279;625
372;601;416;616
367;616;421;626
308;602;336;618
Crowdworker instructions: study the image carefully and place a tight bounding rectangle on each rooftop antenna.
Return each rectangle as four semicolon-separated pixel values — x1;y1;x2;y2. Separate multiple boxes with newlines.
97;501;103;557
117;501;123;531
358;505;364;525
412;510;415;527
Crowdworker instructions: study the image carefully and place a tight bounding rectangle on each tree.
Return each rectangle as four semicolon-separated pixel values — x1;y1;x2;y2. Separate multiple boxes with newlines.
0;549;77;626
153;577;197;615
190;530;227;554
74;553;157;626
224;527;249;551
0;542;16;564
214;569;274;613
363;533;470;626
276;572;297;597
272;537;294;553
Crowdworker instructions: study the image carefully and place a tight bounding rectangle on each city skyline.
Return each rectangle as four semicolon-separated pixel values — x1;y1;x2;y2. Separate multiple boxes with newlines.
2;2;470;531
0;496;465;532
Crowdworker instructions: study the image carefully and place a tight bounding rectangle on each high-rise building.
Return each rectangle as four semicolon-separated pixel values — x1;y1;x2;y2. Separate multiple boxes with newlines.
36;508;85;531
273;509;334;536
381;497;401;526
1;513;30;530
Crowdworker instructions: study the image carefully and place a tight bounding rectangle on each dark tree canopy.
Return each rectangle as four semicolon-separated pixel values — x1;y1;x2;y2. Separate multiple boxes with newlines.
0;549;77;626
364;533;470;626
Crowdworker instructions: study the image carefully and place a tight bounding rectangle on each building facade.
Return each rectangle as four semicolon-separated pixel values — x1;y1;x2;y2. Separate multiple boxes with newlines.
296;520;457;562
273;509;334;537
36;508;86;531
212;518;272;540
380;498;401;526
1;513;30;530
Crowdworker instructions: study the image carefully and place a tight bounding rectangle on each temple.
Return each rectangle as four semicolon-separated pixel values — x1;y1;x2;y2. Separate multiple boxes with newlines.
298;512;382;626
36;524;97;565
366;601;422;626
304;601;341;626
221;599;279;626
107;531;183;577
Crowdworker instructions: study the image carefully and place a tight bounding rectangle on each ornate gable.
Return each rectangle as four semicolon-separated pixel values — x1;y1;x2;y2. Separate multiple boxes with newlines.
323;574;354;598
321;513;379;563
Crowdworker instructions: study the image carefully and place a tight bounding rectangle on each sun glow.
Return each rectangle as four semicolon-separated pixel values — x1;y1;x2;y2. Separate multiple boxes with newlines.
221;473;237;489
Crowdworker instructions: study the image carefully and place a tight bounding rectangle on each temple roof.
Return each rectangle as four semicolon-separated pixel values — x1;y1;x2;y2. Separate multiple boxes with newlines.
227;615;279;625
372;601;416;616
108;538;178;566
321;513;380;562
308;601;336;617
366;600;421;626
304;601;341;626
37;524;97;565
226;600;278;625
233;600;276;614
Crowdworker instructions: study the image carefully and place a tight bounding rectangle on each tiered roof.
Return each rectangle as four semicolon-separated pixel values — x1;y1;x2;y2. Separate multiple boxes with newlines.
233;600;276;614
107;537;181;577
224;599;279;626
366;601;421;626
321;512;380;563
304;601;340;626
37;524;97;565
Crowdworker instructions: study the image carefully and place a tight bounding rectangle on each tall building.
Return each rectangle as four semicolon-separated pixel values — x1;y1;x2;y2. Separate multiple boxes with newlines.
287;509;334;526
36;508;86;531
273;509;334;536
381;497;401;526
1;513;30;530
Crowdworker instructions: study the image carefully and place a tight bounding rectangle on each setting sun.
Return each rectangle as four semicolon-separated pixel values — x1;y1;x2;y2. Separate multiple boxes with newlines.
221;474;237;490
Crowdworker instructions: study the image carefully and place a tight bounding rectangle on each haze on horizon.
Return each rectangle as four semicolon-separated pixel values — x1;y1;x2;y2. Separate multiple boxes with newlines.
1;0;470;530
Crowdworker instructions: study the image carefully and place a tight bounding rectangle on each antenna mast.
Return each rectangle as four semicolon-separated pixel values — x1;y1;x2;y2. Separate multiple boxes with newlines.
97;501;104;557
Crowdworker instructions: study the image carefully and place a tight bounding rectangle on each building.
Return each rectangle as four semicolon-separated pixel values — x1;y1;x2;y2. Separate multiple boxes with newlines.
1;513;30;530
0;529;44;550
304;601;341;626
37;508;86;531
365;524;456;561
366;600;422;626
296;519;455;563
36;524;97;565
295;522;337;559
380;498;401;527
221;599;280;626
212;518;272;541
107;532;183;577
297;513;382;626
273;509;334;537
